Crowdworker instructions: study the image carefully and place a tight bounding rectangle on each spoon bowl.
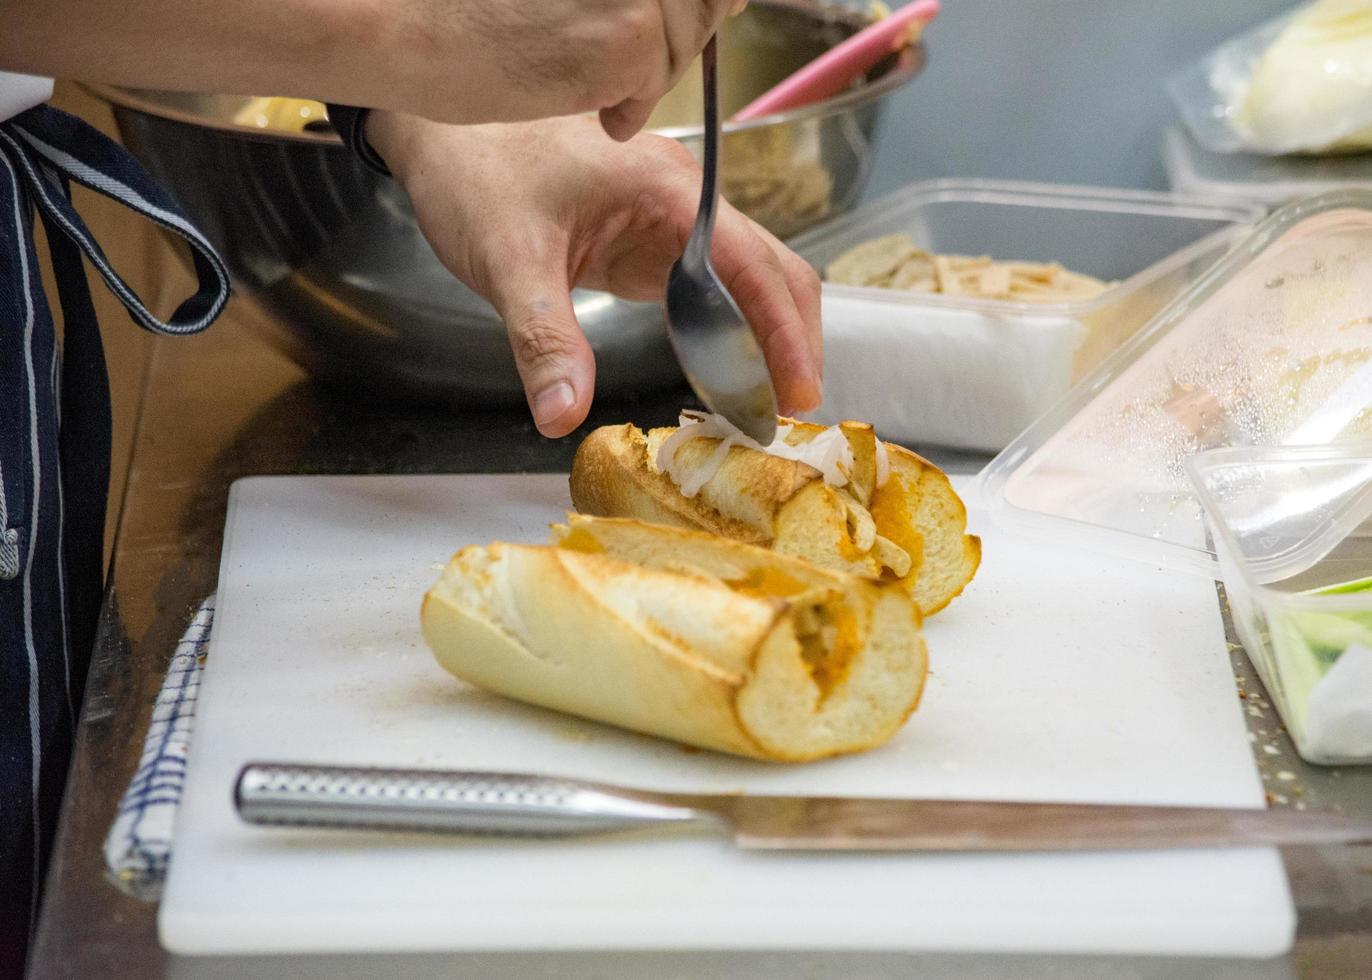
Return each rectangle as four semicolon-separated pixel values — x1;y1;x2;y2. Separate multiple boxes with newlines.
665;257;778;444
665;35;779;446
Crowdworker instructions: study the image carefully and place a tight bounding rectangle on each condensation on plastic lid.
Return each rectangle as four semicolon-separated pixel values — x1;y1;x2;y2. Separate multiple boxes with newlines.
978;190;1372;576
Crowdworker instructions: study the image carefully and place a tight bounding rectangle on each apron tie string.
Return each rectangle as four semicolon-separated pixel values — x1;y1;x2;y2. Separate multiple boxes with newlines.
0;104;230;336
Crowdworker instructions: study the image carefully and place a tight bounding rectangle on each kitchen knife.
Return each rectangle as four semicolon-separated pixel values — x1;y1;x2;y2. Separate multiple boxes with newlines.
235;763;1372;851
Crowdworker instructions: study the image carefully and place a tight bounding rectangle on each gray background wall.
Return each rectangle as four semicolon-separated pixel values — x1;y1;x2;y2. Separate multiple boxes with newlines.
864;0;1297;197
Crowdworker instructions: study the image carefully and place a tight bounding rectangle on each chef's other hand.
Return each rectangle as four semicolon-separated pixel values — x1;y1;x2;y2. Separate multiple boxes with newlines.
368;111;821;438
593;0;747;140
4;0;741;140
429;0;742;138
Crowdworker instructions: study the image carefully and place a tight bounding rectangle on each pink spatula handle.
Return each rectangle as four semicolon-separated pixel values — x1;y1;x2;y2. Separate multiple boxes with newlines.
731;0;939;122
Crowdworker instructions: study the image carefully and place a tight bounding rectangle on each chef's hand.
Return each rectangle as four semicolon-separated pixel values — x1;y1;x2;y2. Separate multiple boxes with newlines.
4;0;743;140
368;111;822;437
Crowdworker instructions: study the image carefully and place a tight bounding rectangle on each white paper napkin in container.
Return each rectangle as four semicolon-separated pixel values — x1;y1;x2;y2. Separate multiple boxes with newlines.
802;290;1088;453
1306;643;1372;762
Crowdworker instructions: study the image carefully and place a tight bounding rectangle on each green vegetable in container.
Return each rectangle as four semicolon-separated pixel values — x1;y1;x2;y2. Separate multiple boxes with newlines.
1268;575;1372;737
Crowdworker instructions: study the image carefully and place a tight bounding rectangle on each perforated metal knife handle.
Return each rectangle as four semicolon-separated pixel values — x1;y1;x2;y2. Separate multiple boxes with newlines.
234;763;713;838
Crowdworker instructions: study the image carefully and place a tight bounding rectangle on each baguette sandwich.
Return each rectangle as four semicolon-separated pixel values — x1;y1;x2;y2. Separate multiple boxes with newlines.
570;413;980;615
421;515;927;762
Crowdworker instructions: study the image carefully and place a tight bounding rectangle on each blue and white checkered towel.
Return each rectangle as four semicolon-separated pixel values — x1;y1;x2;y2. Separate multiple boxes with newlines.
103;595;214;900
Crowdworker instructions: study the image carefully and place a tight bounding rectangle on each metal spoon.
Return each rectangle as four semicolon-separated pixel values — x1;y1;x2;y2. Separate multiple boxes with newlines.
665;35;778;446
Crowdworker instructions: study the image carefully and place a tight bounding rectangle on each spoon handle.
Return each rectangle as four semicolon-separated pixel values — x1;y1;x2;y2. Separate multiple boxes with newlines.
687;34;721;266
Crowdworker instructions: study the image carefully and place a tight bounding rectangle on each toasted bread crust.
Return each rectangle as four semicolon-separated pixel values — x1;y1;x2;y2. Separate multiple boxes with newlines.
423;518;927;762
570;424;769;543
570;421;980;615
885;444;982;615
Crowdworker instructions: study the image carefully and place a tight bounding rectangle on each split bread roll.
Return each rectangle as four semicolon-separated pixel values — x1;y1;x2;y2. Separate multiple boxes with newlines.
421;515;928;762
570;415;980;615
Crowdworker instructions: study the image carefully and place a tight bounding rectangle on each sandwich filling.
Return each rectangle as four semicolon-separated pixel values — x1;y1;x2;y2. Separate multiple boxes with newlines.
792;600;860;701
656;411;885;494
654;411;910;578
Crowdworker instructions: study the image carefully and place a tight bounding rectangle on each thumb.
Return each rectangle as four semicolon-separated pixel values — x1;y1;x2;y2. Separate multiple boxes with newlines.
490;266;597;438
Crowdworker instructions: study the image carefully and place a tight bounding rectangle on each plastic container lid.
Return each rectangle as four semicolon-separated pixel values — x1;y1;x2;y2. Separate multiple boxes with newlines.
1164;126;1372;207
979;190;1372;576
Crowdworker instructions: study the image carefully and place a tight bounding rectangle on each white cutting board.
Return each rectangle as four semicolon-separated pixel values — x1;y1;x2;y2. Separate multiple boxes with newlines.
160;474;1294;958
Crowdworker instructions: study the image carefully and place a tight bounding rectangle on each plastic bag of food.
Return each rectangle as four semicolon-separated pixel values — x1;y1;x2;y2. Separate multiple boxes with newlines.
1167;0;1372;156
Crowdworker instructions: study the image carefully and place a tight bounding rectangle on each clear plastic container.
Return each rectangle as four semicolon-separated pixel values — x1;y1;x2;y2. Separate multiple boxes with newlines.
980;190;1372;576
789;180;1264;451
1165;126;1372;207
1188;444;1372;764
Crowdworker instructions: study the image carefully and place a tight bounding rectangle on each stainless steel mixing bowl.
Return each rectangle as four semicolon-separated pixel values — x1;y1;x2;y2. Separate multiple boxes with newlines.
95;0;925;405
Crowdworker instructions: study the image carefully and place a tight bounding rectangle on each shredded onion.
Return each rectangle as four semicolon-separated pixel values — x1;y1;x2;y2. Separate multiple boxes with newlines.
653;410;911;576
655;411;857;499
874;438;890;488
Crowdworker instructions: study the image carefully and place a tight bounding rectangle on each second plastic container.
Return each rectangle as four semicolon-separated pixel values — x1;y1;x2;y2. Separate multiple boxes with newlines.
1189;444;1372;765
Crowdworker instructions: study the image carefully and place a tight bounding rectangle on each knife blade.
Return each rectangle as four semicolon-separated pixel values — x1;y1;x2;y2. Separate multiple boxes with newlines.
235;763;1372;852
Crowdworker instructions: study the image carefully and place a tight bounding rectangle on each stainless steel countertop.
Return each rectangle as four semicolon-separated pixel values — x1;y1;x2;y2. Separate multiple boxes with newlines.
25;319;1372;979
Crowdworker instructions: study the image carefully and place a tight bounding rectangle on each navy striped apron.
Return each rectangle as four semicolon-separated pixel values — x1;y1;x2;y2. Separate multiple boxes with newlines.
0;104;228;974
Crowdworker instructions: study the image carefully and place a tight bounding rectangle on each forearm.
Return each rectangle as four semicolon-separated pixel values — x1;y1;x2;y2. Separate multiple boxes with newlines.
2;0;463;121
4;0;744;137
